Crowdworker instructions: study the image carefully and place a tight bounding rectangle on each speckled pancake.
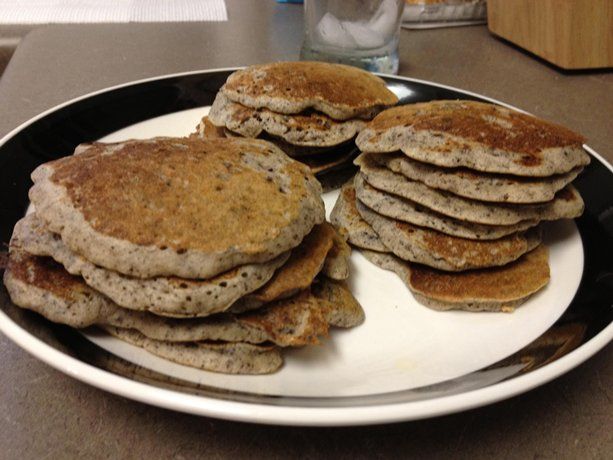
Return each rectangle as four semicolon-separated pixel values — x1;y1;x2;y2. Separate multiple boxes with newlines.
377;153;584;204
355;100;590;176
3;249;114;328
220;61;398;120
3;250;362;349
193;116;226;139
12;213;289;317
227;223;336;314
311;278;365;327
194;117;358;174
355;154;585;225
354;174;538;240
30;137;324;279
329;182;389;252
357;200;542;271
104;327;283;375
208;93;366;147
238;285;364;345
362;245;550;312
321;227;351;280
17;214;341;318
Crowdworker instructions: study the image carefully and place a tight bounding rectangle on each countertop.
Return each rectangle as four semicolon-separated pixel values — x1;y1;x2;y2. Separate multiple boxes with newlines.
0;1;611;458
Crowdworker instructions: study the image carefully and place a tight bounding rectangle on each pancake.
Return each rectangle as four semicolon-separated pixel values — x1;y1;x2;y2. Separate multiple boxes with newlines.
321;227;351;280
362;245;550;312
12;213;290;317
3;249;360;348
227;222;336;314
299;148;357;175
355;100;590;176
377;153;583;204
111;289;343;347
357;200;542;271
30;137;324;279
193;116;226;139
104;327;283;374
220;61;398;120
354;174;538;240
311;278;365;327
197;120;343;158
195;117;358;175
17;214;339;318
355;154;585;225
208;93;366;147
255;134;356;159
3;249;113;328
329;181;389;252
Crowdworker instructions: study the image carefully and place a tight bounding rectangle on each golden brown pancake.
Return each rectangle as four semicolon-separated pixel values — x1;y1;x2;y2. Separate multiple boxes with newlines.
321;226;351;280
311;278;365;327
229;222;336;313
3;249;358;348
12;213;290;317
240;290;329;346
355;154;584;225
30;137;324;279
362;245;550;312
208;93;366;146
353;173;540;240
195;115;358;175
220;61;398;120
356;100;590;176
3;249;106;327
195;116;226;139
329;181;389;252
406;245;551;311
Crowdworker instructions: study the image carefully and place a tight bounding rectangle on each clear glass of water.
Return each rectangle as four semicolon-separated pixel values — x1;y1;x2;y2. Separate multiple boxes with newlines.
300;0;405;74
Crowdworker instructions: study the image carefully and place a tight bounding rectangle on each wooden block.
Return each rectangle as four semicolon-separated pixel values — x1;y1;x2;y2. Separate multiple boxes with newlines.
487;0;613;69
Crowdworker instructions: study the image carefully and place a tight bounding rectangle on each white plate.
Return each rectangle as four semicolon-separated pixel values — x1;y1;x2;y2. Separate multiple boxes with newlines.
0;69;611;425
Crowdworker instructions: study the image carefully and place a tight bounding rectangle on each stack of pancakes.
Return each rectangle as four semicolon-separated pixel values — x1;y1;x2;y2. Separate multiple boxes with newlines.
4;137;364;374
198;61;398;176
332;100;590;312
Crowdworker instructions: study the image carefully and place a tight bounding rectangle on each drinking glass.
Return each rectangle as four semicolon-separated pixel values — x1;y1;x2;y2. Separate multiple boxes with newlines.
300;0;405;74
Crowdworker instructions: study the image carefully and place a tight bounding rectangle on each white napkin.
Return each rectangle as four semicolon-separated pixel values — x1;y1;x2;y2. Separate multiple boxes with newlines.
0;0;228;24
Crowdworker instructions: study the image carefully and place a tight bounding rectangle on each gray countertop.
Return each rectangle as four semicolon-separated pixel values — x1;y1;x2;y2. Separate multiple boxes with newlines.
1;1;612;458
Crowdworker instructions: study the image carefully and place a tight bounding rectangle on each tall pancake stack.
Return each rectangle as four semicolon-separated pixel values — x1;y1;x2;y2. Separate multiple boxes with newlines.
332;100;590;312
198;61;398;176
4;137;364;374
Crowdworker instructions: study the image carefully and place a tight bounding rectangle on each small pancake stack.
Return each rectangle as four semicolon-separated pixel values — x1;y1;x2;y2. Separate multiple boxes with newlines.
198;61;398;176
4;137;364;374
332;100;590;312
